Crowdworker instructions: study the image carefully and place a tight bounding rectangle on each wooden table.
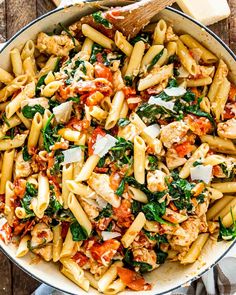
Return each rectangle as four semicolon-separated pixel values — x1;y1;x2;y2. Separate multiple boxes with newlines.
0;0;235;294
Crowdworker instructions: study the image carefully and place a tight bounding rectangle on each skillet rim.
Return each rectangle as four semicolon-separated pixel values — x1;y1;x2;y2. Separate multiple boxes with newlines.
0;3;236;295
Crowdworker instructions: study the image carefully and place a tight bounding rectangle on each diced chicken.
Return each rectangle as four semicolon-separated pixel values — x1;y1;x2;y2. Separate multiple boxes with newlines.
33;243;53;262
166;148;187;170
132;248;159;271
169;218;200;250
165;26;178;42
147;170;167;192
31;223;53;248
36;32;77;56
79;197;99;220
88;173;121;208
217;118;236;139
160;121;189;148
14;151;32;179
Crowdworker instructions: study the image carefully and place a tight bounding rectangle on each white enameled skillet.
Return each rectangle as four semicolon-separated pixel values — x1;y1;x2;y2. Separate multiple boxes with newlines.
0;1;236;294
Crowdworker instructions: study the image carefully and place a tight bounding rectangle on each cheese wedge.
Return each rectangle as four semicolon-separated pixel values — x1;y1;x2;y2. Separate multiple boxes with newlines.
177;0;230;26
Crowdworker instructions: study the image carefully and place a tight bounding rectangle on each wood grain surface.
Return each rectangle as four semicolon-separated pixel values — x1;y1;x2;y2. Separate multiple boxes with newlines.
0;1;235;294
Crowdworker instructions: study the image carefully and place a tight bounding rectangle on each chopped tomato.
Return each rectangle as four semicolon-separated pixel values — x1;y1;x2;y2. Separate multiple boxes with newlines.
0;222;12;243
86;91;104;106
57;85;73;101
113;199;132;228
117;267;151;291
169;201;178;211
94;167;109;173
212;165;224;178
14;179;26;198
190;87;200;98
61;222;70;240
223;103;236;120
184;114;212;136
52;141;69;151
73;251;89;267
123;86;136;97
94;63;113;83
174;141;195;158
229;84;236;102
109;172;121;191
88;127;106;156
76;79;113;97
90;239;120;264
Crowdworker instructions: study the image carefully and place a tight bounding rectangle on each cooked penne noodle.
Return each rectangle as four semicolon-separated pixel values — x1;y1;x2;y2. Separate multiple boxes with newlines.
75;154;100;182
121;212;146;248
4;181;15;226
27;113;43;149
98;261;123;292
211;182;236;193
52;224;63;262
0;149;14;194
16;235;31;258
104;278;126;295
0;68;14;84
36;172;50;216
206;196;234;220
115;31;133;57
134;135;146;184
128;186;148;203
105;91;125;130
62;164;74;209
125;41;145;79
10;48;23;76
200;135;236;155
214;198;236;220
60;229;76;258
153;19;167;45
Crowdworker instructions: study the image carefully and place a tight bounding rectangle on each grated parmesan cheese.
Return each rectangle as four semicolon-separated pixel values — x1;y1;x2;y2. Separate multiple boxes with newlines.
93;134;117;157
190;164;213;184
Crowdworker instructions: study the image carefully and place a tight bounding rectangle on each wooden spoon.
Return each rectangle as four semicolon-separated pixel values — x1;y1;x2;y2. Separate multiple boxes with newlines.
107;0;176;39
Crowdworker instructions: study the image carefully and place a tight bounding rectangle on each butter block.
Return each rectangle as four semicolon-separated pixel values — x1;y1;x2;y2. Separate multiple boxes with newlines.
177;0;230;26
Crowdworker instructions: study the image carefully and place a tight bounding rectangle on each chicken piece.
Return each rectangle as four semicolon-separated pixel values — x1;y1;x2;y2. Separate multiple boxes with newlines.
31;223;53;248
79;197;99;220
147;170;167;192
118;123;139;142
169;218;200;250
166;148;187;170
132;248;159;271
217;118;236;139
88;173;121;208
36;32;77;56
33;243;53;262
160;121;189;149
14;151;32;178
165;26;178;42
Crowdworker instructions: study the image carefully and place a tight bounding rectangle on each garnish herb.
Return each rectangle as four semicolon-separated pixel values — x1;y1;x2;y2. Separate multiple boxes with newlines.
124;76;133;86
148;155;159;171
130;33;150;45
142;201;169;225
42;114;63;152
36;75;47;95
59;22;76;46
95;204;113;220
20;182;37;218
22;104;45;119
2;113;10;127
115;178;126;196
92;11;112;28
50;152;64;176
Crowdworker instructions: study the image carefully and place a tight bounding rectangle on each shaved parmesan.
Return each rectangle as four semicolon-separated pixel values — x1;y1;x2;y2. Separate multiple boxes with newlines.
62;147;82;165
101;231;121;241
96;196;108;210
143;124;160;139
93;134;117;157
53;101;73;123
148;96;175;111
164;87;186;97
190;164;213;184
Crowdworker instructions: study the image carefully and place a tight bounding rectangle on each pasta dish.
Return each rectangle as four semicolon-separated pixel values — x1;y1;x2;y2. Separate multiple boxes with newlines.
0;8;236;294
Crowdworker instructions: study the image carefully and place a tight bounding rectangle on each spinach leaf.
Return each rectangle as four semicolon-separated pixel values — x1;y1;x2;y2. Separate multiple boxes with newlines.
115;178;126;196
136;102;172;124
22;104;45;119
68;96;80;103
168;54;179;64
22;146;31;161
95;204;113;220
110;137;133;165
168;78;178;88
50;152;64;176
168;172;194;212
182;90;195;102
117;118;130;127
20;182;37;218
124;249;153;273
147;49;164;71
148;155;159;171
218;209;236;241
124;76;133;86
142;201;168;224
42;114;63;152
97;157;106;168
155;248;168;264
49;98;60;110
45;196;63;217
131;200;143;216
92;11;112;28
36;75;47;95
70;220;88;241
193;160;202;167
144;230;168;245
